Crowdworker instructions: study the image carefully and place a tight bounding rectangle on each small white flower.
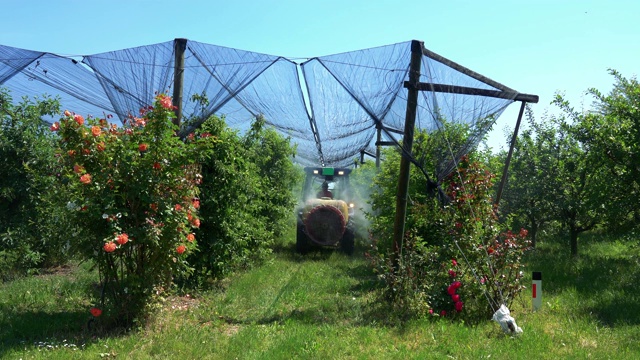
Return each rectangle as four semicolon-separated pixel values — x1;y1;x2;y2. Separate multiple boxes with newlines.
102;213;109;219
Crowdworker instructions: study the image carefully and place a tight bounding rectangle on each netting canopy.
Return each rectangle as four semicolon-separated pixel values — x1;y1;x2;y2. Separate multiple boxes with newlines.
0;39;537;176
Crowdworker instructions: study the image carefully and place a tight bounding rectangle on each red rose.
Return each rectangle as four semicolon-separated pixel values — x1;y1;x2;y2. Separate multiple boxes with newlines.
447;285;456;296
455;301;464;312
138;143;148;152
90;307;102;317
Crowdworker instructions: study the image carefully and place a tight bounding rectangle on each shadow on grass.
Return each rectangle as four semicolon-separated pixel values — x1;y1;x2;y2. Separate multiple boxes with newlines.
272;239;350;263
525;236;640;326
0;307;96;357
217;244;408;329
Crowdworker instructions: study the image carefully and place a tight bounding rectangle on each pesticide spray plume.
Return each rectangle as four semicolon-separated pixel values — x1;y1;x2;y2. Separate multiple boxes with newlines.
347;165;377;244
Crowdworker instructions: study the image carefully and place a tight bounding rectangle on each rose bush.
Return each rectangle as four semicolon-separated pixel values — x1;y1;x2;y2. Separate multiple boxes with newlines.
53;94;215;326
368;147;530;322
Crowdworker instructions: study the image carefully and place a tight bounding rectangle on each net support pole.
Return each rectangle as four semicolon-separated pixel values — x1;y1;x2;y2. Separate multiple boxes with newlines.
172;38;187;127
376;124;382;168
495;101;526;206
391;40;423;267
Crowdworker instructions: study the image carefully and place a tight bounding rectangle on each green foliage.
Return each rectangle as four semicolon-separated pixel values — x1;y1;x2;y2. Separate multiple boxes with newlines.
502;70;640;256
0;89;73;277
54;95;216;327
186;114;299;285
243;115;300;241
500;107;564;247
503;98;610;257
367;122;475;253
187;115;269;283
575;70;640;228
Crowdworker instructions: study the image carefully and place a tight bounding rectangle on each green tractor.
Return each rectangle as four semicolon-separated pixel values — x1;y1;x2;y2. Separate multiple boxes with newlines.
296;167;356;255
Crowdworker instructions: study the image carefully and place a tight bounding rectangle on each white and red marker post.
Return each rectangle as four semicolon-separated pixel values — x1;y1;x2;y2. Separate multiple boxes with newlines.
532;271;542;311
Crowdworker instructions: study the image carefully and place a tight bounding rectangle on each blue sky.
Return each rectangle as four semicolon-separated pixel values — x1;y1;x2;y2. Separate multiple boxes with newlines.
2;0;639;150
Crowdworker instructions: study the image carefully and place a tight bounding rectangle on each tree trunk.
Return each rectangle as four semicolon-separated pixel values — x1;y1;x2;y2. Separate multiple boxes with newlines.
530;220;538;248
569;226;579;257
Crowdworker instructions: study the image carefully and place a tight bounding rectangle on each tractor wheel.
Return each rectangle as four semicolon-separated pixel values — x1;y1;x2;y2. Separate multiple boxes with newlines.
296;223;310;254
340;228;355;256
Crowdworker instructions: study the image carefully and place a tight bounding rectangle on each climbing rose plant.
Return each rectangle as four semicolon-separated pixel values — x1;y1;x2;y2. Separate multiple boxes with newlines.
53;94;215;326
369;156;530;321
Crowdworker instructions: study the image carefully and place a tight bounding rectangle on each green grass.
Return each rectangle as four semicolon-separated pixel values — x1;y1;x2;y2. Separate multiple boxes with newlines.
1;231;640;359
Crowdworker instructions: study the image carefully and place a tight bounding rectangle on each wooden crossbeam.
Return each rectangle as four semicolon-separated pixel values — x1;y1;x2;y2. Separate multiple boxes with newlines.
403;81;539;103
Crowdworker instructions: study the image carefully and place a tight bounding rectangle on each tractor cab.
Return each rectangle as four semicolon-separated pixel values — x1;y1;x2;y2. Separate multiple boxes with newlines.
302;167;352;202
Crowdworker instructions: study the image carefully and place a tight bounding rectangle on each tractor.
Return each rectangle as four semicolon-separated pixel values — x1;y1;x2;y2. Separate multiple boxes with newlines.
296;167;355;255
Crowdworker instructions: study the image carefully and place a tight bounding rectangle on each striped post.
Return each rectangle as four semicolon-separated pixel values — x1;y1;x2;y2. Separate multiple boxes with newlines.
532;271;542;311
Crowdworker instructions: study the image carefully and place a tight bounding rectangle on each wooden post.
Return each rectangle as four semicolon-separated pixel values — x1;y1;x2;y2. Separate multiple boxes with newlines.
376;124;382;168
172;38;187;127
495;101;526;206
392;40;423;266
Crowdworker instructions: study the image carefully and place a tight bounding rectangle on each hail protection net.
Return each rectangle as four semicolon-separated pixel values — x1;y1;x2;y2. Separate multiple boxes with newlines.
303;40;515;175
1;39;528;176
0;45;116;120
